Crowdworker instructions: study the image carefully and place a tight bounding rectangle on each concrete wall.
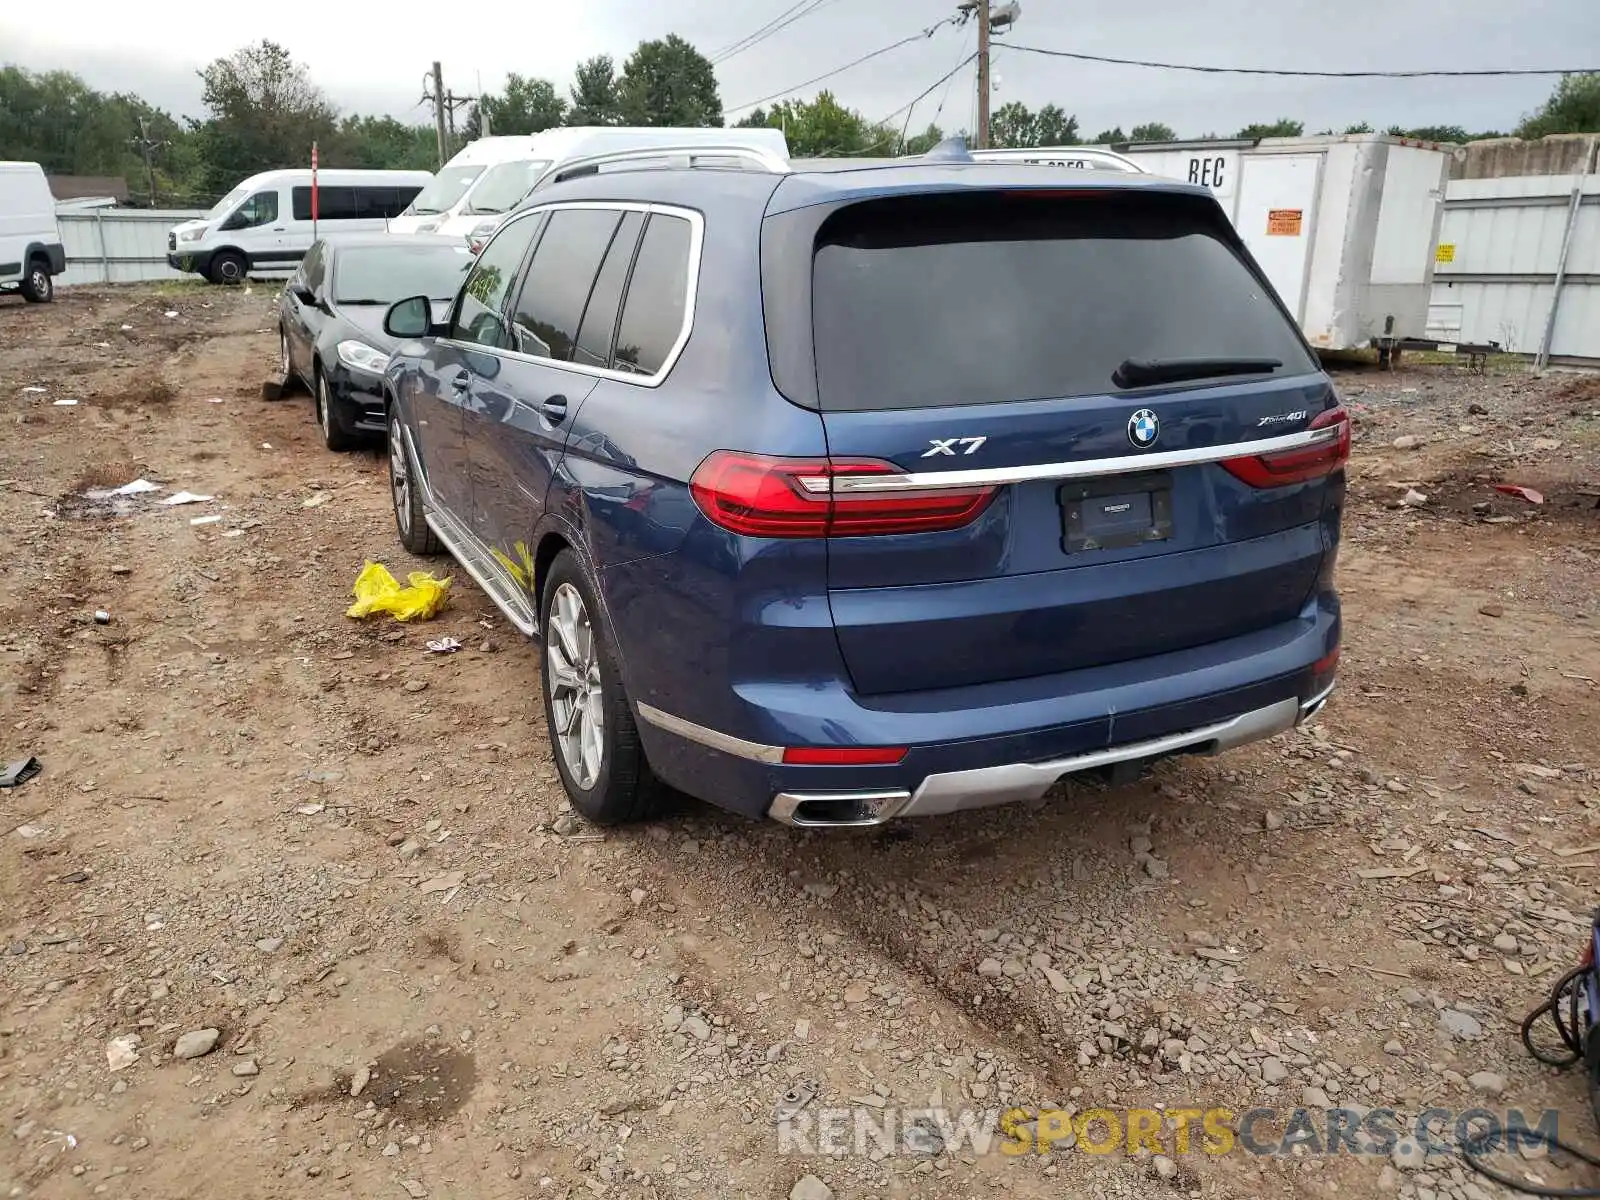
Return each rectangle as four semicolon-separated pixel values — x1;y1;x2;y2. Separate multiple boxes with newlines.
1449;135;1600;181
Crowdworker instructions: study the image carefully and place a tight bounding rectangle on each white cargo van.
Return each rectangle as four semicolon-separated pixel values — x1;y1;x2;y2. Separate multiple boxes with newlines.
392;127;790;242
167;168;433;284
0;162;65;304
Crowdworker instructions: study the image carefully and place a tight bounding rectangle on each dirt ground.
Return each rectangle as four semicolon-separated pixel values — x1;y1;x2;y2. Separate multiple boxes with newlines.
2;283;1599;1200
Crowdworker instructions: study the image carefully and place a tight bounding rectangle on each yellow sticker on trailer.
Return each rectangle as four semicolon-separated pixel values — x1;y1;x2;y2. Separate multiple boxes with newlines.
1266;209;1303;236
1436;242;1456;263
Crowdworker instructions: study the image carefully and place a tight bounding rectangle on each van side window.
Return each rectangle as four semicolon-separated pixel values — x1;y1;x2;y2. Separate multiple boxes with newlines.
613;214;693;377
230;190;279;229
508;208;624;363
449;214;544;350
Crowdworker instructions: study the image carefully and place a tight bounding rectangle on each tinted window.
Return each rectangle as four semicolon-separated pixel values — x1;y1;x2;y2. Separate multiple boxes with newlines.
811;192;1317;411
508;208;623;363
613;214;692;377
332;243;474;304
450;214;543;349
292;188;313;220
573;212;644;368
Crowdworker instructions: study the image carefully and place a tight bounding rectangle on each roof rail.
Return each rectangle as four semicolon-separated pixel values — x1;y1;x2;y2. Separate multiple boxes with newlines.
533;144;791;190
967;146;1148;174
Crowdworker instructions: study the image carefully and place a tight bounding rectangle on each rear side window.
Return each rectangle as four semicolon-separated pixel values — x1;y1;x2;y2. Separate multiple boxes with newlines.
613;214;692;377
509;208;623;363
573;211;645;368
810;192;1316;411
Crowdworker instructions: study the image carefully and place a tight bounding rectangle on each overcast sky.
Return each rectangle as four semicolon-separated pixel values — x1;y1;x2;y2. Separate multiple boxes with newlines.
4;0;1595;140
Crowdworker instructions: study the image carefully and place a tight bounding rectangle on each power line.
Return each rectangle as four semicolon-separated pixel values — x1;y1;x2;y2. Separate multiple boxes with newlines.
727;18;958;114
712;0;838;66
841;51;980;156
1003;43;1599;78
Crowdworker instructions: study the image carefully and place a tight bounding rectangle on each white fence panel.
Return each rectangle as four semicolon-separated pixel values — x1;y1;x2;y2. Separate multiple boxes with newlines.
1428;174;1600;361
54;208;206;286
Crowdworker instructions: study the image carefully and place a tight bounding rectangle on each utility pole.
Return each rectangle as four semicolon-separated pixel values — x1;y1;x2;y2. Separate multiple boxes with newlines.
429;62;448;167
976;0;991;149
130;117;164;207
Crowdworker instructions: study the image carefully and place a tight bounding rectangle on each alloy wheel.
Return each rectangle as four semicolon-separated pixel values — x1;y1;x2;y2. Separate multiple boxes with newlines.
546;582;605;790
388;417;411;535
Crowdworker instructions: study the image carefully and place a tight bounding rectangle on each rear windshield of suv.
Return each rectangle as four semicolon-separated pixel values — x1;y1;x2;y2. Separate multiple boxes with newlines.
810;191;1317;411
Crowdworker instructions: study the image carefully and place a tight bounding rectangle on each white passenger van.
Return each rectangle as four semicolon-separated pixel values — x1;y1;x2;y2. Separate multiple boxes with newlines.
0;161;65;303
167;168;433;284
391;127;790;243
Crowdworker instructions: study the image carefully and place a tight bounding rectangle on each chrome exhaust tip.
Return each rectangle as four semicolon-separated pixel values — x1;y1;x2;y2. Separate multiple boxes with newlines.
768;790;912;827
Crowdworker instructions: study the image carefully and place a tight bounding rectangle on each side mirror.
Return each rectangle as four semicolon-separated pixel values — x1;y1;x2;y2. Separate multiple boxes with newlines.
291;283;317;306
219;211;248;232
384;295;433;339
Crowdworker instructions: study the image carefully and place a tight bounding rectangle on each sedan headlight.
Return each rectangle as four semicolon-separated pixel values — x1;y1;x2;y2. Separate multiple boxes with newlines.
178;227;207;243
336;340;391;375
415;222;440;234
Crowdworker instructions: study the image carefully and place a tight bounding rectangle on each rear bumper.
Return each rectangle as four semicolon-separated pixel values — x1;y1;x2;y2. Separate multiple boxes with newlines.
632;593;1340;824
768;684;1333;826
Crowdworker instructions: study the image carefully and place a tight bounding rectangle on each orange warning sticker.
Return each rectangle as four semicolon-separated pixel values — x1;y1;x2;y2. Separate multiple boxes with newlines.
1266;209;1303;236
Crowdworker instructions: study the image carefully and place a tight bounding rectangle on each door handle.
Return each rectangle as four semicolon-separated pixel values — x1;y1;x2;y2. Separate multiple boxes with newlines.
272;227;286;232
450;370;471;393
540;395;569;422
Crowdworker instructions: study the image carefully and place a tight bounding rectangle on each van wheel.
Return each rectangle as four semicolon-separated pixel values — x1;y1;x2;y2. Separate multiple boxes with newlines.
20;260;52;303
539;550;669;826
208;251;246;285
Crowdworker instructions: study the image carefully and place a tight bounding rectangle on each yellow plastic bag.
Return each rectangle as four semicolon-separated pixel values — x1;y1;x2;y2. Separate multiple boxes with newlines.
346;561;452;622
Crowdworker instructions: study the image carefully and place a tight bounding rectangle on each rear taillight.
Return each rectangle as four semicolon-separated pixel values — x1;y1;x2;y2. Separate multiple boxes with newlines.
1221;406;1351;488
689;451;997;538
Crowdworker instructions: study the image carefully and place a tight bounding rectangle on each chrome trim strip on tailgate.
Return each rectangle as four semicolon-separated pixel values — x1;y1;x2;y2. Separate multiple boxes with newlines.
830;427;1338;493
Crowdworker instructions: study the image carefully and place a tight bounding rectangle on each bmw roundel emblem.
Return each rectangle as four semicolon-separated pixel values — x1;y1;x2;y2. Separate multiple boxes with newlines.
1127;408;1159;449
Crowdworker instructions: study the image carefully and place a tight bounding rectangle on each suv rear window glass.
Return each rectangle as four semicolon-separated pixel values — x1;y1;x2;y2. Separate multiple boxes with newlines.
613;213;692;377
810;192;1317;411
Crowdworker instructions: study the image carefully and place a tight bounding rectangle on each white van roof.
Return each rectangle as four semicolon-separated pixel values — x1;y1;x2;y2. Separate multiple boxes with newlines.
227;168;436;191
443;126;790;169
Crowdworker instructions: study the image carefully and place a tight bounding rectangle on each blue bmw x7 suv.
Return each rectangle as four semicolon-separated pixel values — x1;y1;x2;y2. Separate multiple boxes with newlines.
379;143;1344;828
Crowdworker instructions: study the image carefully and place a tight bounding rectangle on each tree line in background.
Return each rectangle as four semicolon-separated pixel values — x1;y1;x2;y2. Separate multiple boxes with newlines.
1;37;1596;207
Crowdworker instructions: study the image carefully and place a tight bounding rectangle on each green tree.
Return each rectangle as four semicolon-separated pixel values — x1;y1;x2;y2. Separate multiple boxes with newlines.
1093;126;1127;144
989;101;1038;148
190;40;337;195
1343;121;1374;134
466;74;566;138
335;116;437;170
617;34;722;127
1516;73;1600;137
1129;122;1176;142
568;55;621;126
1236;118;1304;139
736;92;874;156
1033;105;1079;146
1387;124;1470;143
902;123;947;155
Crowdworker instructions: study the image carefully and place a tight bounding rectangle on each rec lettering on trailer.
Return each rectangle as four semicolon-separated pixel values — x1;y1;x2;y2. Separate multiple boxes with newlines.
1266;209;1303;236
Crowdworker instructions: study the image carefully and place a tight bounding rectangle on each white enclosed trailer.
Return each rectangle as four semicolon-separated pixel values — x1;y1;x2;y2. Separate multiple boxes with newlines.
1091;135;1451;353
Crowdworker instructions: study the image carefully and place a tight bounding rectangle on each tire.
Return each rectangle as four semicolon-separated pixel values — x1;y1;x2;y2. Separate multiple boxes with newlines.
208;251;246;285
276;329;301;394
540;550;668;826
315;369;358;452
20;259;52;304
387;405;441;556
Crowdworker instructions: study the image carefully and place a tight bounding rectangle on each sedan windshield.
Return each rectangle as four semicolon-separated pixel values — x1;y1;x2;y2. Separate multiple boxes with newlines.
332;244;475;304
404;165;484;216
463;159;551;214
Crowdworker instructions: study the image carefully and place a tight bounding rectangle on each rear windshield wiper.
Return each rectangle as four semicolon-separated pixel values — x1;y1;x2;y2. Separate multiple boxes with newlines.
1113;357;1283;389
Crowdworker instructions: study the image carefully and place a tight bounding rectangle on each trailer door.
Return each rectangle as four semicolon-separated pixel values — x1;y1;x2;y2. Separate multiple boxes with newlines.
1237;154;1321;320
